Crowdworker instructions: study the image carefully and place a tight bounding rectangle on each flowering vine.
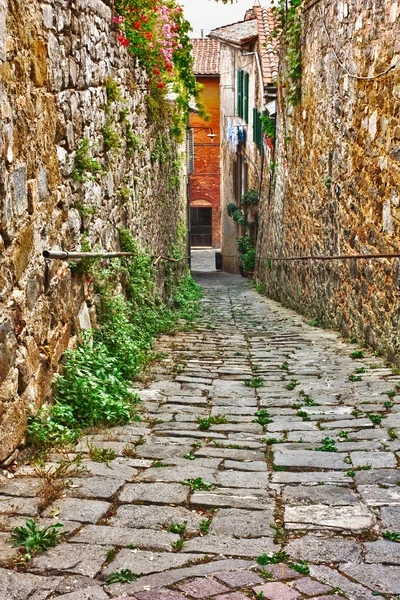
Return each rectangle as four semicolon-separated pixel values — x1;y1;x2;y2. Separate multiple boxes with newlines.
113;0;201;117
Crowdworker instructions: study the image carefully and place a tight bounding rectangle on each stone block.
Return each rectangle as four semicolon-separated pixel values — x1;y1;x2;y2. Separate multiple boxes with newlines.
178;579;229;598
252;582;300;600
27;179;38;214
72;525;179;551
286;534;362;563
30;40;47;87
119;482;189;505
284;504;375;532
0;0;6;62
12;165;27;217
210;508;274;538
102;550;205;578
0;369;26;463
30;543;110;578
42;498;111;523
0;320;17;384
13;225;34;281
214;570;264;587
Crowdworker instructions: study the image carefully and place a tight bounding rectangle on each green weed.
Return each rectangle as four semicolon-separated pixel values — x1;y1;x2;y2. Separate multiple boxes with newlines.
244;377;264;388
10;520;63;560
182;478;215;491
350;350;364;359
169;521;187;535
88;445;116;464
315;437;337;452
106;569;140;584
199;519;211;534
383;531;400;543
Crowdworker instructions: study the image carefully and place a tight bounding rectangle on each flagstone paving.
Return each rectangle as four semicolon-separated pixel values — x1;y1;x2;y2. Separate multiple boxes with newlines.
1;272;400;599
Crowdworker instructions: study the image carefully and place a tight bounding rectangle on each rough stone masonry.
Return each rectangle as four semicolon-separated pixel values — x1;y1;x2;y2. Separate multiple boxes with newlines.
0;0;187;462
0;272;399;599
257;0;400;363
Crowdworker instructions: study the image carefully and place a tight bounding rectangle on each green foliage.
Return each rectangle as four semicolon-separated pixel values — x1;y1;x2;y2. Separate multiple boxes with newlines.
126;122;140;156
72;139;101;182
10;520;63;559
259;113;275;139
257;551;289;566
272;0;303;107
244;377;264;388
367;413;384;425
172;538;184;551
103;119;122;152
199;519;211;534
309;316;325;328
253;409;272;427
290;560;310;575
349;374;363;382
183;478;215;491
227;202;238;216
350;350;364;359
383;531;400;542
242;248;256;272
88;445;116;464
315;437;337;452
232;209;246;226
105;77;122;104
196;415;228;430
286;379;299;391
242;188;259;206
28;231;200;449
169;521;187;535
107;569;140;584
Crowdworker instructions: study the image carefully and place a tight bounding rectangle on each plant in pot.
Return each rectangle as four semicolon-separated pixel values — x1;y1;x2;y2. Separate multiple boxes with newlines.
237;236;254;277
242;247;256;279
242;188;259;223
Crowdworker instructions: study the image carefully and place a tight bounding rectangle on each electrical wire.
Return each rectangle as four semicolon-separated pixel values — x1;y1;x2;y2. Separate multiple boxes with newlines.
316;5;400;81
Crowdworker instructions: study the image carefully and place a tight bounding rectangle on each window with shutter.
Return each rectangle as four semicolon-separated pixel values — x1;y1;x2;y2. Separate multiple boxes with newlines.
237;69;243;119
244;72;249;123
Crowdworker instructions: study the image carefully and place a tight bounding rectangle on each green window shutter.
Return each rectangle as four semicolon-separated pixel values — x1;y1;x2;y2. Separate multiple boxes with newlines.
244;72;249;123
253;108;258;144
237;69;243;119
253;110;262;151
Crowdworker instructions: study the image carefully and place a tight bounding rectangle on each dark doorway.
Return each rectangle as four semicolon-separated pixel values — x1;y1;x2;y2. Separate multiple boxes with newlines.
191;207;212;246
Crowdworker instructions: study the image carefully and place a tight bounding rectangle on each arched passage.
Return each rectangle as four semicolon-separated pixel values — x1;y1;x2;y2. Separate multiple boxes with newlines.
190;199;213;247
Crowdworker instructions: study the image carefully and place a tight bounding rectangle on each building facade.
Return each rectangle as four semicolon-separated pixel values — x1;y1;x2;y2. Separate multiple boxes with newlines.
189;39;221;248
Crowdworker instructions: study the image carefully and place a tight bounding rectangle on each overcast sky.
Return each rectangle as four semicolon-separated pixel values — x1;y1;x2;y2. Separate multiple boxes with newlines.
180;0;271;38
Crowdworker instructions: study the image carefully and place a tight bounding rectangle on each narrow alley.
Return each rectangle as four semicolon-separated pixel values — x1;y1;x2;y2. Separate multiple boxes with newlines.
1;270;399;600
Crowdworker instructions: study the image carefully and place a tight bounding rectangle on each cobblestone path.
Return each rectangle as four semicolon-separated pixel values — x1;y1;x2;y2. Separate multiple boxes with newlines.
1;273;400;600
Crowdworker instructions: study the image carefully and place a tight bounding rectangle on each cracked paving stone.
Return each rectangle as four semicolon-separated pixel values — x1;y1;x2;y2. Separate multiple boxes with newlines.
182;534;277;556
285;534;362;563
0;569;62;600
190;488;273;510
364;539;400;564
273;450;347;470
80;459;139;480
106;559;254;596
71;525;180;550
213;593;248;600
135;590;186;600
50;587;108;600
216;471;269;489
102;550;206;578
214;570;265;587
357;484;400;506
66;476;125;499
135;444;191;460
42;498;111;523
293;577;332;595
0;476;40;497
354;468;400;485
271;471;348;484
256;564;302;580
284;504;374;532
309;565;385;600
339;563;400;595
178;578;229;598
0;496;39;515
29;543;110;577
252;582;300;600
136;465;218;484
119;482;189;505
380;506;400;532
194;447;265;461
210;508;274;537
224;460;268;472
350;451;397;468
110;505;204;532
281;485;359;506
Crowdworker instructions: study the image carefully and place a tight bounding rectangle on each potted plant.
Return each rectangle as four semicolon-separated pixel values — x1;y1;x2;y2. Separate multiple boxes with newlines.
241;188;259;223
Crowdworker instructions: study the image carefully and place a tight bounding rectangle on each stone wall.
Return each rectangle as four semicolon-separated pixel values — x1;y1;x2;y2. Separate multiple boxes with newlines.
257;0;400;361
0;0;187;463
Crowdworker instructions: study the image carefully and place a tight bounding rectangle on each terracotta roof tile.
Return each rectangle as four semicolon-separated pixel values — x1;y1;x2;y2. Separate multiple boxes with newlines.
254;6;279;84
209;18;258;46
191;39;220;75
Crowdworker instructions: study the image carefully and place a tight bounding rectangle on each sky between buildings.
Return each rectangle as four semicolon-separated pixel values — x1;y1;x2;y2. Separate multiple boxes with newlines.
180;0;272;38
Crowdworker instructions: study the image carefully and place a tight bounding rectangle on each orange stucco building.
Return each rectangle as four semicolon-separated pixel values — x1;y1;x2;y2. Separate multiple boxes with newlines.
189;39;221;248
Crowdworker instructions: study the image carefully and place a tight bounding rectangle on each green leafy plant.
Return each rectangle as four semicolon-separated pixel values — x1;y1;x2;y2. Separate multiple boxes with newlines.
171;538;184;551
182;478;215;491
388;428;398;440
309;316;325;328
286;379;299;391
169;522;187;535
126;123;141;156
244;377;264;388
232;209;246;226
345;469;355;477
367;413;384;425
383;531;400;542
199;519;211;534
242;188;259;206
280;361;289;370
259;113;275;139
103;119;122;152
105;77;122;103
349;374;363;382
10;520;63;559
290;560;310;575
297;410;310;421
253;409;273;427
72;139;101;182
257;551;289;566
227;202;238;216
315;437;337;452
88;445;116;464
196;415;228;430
106;569;140;584
351;350;364;359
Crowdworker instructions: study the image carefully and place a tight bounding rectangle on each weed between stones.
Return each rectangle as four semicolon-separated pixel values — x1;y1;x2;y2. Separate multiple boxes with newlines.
10;519;63;562
182;478;215;491
107;568;141;584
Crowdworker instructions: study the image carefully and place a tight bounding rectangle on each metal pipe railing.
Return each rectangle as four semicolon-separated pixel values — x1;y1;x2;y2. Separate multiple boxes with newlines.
43;250;189;264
